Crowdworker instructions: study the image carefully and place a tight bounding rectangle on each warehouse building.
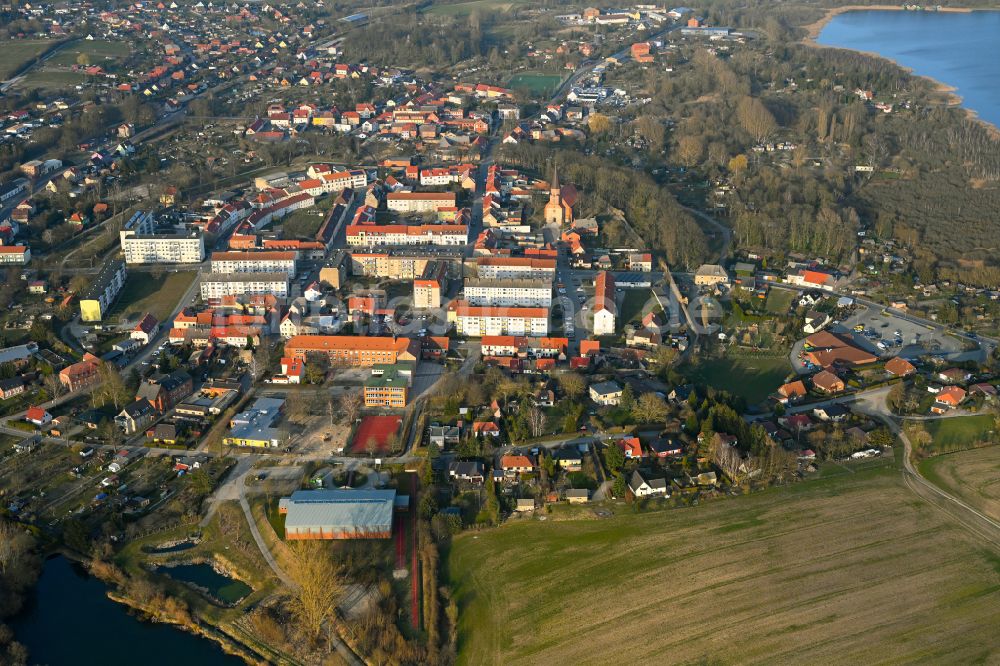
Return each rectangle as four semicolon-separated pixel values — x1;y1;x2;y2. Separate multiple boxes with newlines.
279;489;396;540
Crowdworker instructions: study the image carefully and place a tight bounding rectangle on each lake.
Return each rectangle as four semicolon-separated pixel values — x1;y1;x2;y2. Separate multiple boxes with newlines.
12;556;246;666
816;10;1000;128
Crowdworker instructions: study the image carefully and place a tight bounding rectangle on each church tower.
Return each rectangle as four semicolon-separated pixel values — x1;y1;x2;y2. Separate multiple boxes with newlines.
543;163;572;226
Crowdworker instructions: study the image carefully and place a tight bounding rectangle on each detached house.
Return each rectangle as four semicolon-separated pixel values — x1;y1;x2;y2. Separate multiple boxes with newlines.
116;399;156;434
500;454;536;476
25;406;52;427
448;461;485;484
932;386;966;414
628;470;669;498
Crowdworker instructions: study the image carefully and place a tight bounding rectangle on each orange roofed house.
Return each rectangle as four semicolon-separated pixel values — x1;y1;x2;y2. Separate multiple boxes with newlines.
885;356;916;377
932;386;966;414
284;335;419;367
776;380;807;404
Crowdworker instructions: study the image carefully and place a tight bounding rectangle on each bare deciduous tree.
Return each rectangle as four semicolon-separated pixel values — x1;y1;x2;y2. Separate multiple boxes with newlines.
528;407;546;438
288;541;343;643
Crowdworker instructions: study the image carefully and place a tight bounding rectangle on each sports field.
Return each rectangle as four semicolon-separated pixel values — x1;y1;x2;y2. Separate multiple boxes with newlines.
350;415;402;454
919;445;1000;523
448;467;1000;664
508;72;563;98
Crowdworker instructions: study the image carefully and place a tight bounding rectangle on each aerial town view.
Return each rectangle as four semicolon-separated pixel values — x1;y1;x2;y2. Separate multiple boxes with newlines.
1;0;999;663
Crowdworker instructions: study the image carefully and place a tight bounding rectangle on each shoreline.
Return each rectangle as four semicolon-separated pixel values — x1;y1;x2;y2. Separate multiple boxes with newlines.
800;6;1000;136
801;4;976;40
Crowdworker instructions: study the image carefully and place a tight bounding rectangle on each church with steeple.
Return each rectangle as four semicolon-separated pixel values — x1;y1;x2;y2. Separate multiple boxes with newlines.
543;164;574;227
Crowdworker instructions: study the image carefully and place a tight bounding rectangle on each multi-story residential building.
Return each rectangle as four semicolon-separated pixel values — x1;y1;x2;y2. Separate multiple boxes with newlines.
419;168;461;186
450;302;549;337
285;335;420;367
121;229;205;264
475;256;556;281
118;209;205;264
59;353;102;391
297;169;368;196
480;336;568;358
386;191;456;213
464;278;552;307
210;251;297;275
200;272;290;299
0;246;30;265
80;260;127;322
349;251;458;279
413;260;450;309
345;224;467;247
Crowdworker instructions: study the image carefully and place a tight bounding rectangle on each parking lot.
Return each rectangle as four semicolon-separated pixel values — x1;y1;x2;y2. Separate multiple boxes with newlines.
833;304;966;359
791;303;978;374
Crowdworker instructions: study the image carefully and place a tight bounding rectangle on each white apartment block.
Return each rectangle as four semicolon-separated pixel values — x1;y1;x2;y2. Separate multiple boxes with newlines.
346;224;467;247
464;278;552;308
475;257;556;282
210;251;297;276
453;303;548;337
121;230;205;264
200;272;290;299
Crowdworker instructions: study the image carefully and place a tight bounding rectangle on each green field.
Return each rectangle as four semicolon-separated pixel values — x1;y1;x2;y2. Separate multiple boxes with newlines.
687;355;791;404
425;0;528;16
448;466;1000;665
508;72;563;98
17;70;86;90
765;288;795;314
106;271;196;323
922;414;997;454
47;39;131;67
0;39;57;79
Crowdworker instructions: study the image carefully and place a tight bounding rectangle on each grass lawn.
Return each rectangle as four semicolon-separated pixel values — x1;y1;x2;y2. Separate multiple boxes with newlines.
508;72;564;98
687;355;791;404
616;288;654;331
765;288;795;314
448;466;1000;665
277;208;325;239
919;445;1000;523
0;39;56;79
105;271;196;323
921;415;997;454
426;0;528;16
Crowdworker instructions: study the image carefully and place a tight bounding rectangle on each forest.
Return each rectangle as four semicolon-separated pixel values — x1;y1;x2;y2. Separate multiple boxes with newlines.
499;142;710;269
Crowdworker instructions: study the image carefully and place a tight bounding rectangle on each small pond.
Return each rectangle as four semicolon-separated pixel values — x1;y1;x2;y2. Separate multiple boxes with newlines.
155;562;252;605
